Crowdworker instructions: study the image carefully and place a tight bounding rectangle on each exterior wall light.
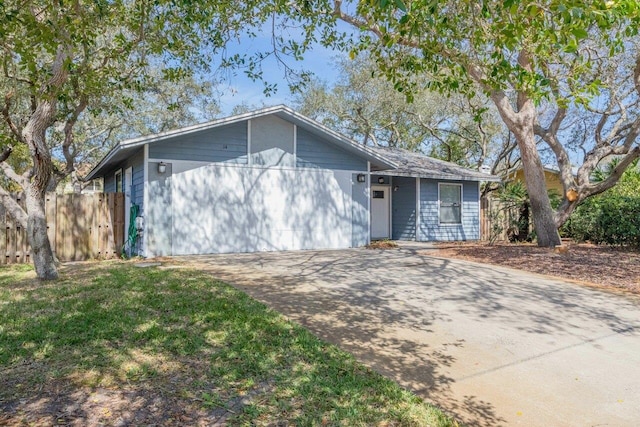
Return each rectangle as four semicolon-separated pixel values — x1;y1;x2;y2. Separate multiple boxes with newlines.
394;185;399;192
377;176;385;184
356;173;366;183
158;162;166;174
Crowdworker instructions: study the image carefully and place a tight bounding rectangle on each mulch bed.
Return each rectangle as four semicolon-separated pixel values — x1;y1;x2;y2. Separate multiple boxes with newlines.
433;242;640;295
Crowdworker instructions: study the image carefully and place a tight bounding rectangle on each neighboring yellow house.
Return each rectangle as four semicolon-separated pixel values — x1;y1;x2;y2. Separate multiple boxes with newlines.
482;166;573;242
507;167;564;196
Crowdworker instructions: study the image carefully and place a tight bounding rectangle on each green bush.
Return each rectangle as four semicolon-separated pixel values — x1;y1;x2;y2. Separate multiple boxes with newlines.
567;196;640;248
563;164;640;248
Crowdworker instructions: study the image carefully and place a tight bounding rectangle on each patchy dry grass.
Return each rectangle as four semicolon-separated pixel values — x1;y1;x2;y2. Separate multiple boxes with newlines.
366;240;400;250
0;261;456;426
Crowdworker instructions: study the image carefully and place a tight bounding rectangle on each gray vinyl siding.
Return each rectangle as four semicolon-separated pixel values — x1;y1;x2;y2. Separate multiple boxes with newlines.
149;122;247;163
392;177;416;240
419;179;480;241
128;150;144;212
104;174;115;193
99;148;145;255
250;116;295;167
102;148;144;212
296;128;367;171
146;161;172;256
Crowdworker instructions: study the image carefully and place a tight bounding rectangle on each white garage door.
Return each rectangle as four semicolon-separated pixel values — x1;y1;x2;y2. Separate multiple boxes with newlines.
169;163;354;255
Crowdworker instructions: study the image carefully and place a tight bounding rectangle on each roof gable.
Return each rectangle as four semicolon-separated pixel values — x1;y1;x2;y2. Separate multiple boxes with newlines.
85;105;396;180
86;105;500;183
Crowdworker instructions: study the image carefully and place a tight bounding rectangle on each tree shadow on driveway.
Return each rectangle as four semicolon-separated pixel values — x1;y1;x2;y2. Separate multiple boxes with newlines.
185;246;640;427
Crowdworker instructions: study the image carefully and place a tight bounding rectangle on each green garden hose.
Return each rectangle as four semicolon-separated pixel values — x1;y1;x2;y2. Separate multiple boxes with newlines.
122;204;139;258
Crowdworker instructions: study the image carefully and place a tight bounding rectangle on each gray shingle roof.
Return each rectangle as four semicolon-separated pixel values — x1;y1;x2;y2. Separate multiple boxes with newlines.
372;147;501;182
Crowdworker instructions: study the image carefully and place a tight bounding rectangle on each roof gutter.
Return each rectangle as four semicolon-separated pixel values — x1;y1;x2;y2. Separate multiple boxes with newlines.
375;170;502;182
84;144;121;181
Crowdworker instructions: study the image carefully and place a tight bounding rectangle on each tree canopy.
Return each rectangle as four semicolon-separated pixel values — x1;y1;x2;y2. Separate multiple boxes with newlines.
293;53;515;171
333;0;640;246
0;0;342;279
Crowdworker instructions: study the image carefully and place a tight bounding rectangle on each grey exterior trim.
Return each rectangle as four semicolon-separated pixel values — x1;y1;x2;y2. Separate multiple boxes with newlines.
247;120;252;166
143;144;149;257
415;177;421;240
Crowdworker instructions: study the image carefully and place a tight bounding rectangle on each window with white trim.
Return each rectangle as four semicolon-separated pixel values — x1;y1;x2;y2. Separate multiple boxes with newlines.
439;183;462;224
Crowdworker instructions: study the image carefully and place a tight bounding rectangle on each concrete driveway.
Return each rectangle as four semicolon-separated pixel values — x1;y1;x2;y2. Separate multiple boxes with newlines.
183;243;640;426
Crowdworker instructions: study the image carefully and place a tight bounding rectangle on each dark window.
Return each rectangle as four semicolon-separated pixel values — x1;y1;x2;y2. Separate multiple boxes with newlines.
373;190;385;199
115;170;123;193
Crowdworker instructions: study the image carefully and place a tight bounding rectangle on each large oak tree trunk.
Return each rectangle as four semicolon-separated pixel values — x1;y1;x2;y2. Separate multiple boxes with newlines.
23;100;59;280
25;188;58;279
490;87;562;248
514;129;562;247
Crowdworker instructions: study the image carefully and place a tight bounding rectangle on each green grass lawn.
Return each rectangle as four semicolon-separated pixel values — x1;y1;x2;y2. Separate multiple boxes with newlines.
0;261;457;426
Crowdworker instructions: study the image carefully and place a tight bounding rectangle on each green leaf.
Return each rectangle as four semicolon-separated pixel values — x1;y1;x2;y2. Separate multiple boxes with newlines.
571;28;588;39
394;0;407;13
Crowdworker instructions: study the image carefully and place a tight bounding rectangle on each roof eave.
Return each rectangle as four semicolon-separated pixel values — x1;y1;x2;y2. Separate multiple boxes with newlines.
376;170;502;182
84;145;121;181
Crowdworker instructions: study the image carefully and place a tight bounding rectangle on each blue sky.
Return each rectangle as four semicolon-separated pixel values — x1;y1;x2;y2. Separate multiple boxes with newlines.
214;23;348;115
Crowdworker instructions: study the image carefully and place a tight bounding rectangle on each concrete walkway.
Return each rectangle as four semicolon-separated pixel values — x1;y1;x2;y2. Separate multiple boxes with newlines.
182;243;640;426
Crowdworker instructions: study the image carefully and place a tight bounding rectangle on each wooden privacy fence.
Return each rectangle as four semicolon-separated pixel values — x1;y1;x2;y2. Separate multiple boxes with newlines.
480;196;523;242
1;193;125;264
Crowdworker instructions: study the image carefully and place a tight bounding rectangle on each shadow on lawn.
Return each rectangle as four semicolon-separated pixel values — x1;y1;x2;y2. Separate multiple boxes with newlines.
1;262;452;426
192;253;504;427
188;246;640;427
0;264;242;425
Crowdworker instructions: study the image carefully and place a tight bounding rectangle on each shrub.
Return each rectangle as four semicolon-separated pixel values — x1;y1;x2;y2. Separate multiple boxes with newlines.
564;164;640;248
